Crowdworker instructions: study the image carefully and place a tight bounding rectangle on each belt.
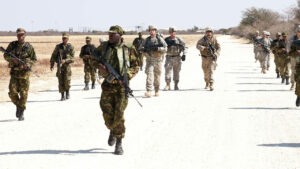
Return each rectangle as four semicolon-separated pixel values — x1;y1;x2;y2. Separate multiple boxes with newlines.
167;55;180;57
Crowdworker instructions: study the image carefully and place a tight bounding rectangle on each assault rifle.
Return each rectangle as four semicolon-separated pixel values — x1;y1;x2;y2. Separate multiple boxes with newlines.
91;48;143;107
204;38;217;61
254;39;271;54
0;46;40;77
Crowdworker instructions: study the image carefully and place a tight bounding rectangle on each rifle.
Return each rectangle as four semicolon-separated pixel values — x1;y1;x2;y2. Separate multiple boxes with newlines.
204;38;217;61
0;46;40;77
57;51;62;74
91;47;143;107
254;39;271;54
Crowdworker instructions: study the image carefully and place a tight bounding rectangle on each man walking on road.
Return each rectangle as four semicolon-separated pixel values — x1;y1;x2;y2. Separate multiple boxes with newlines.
196;27;221;91
50;33;75;101
163;27;187;91
258;31;272;74
253;30;261;63
271;32;281;78
277;32;290;85
132;32;145;71
3;28;37;121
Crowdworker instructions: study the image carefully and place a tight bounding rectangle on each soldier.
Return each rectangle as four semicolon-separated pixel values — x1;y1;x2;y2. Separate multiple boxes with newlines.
163;27;187;91
270;32;281;78
132;32;145;71
289;26;300;90
277;32;290;85
50;33;75;101
3;28;37;121
196;27;221;91
253;31;261;63
258;31;272;74
92;25;139;155
79;36;96;90
140;25;167;97
97;38;106;84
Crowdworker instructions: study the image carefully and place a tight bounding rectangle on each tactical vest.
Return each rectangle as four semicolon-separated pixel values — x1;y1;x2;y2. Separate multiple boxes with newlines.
9;41;32;69
165;37;183;56
58;43;72;59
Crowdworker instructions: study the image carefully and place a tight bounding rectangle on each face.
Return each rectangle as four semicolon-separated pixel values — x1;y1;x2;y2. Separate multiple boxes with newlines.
62;37;69;44
86;40;91;45
206;31;212;38
138;33;142;38
277;35;281;39
149;29;156;37
170;31;176;37
17;33;26;43
283;36;287;40
297;32;300;38
109;32;121;44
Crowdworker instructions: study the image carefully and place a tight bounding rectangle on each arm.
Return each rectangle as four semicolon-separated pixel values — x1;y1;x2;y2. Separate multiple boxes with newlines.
127;47;140;80
65;45;75;64
50;45;59;68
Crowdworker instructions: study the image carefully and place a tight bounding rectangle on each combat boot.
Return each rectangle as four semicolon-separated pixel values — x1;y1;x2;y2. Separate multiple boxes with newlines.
18;109;24;121
281;78;285;84
91;81;95;89
60;92;66;101
204;82;210;89
276;72;280;78
66;90;70;99
296;96;300;107
84;83;89;90
286;77;290;85
174;81;179;90
16;106;20;118
262;69;266;74
290;82;295;90
209;82;214;91
108;131;116;146
114;138;124;155
164;81;171;91
145;91;152;98
155;87;159;96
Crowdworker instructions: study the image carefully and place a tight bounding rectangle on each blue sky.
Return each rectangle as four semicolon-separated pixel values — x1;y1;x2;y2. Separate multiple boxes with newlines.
0;0;297;31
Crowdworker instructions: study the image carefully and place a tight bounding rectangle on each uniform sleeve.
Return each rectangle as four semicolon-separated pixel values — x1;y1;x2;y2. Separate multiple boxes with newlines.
214;39;221;57
196;39;205;51
178;37;187;55
127;47;140;80
26;45;37;68
158;37;167;52
50;45;59;68
289;42;297;58
79;46;84;58
65;45;75;64
3;42;15;63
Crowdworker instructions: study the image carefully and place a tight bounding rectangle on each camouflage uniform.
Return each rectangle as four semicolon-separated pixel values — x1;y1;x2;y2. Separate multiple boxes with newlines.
4;28;37;120
93;34;139;139
196;33;221;90
289;35;298;90
277;35;290;84
132;34;145;70
50;35;75;98
258;33;272;73
79;43;96;86
253;34;261;61
164;34;187;90
270;34;281;77
141;26;167;95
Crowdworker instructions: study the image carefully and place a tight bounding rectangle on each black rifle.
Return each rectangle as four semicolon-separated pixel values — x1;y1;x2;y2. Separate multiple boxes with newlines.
91;47;143;107
204;38;217;61
57;52;62;74
0;46;40;77
254;39;271;54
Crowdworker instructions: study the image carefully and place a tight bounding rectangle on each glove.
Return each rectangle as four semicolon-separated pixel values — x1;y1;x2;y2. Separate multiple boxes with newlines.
150;46;158;51
181;55;186;61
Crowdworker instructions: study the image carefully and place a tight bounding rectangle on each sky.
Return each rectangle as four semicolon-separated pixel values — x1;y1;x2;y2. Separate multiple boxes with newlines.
0;0;297;32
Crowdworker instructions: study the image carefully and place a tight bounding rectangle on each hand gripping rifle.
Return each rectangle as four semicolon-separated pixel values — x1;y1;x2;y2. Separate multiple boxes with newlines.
0;46;40;77
204;38;217;61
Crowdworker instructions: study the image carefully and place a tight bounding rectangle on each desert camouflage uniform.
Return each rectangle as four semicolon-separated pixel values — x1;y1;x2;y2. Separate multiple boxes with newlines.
258;38;272;72
50;43;75;93
79;44;96;84
289;37;300;96
196;35;221;87
93;41;139;139
4;41;36;111
254;35;261;61
288;35;298;89
164;36;186;85
141;35;167;92
132;36;145;69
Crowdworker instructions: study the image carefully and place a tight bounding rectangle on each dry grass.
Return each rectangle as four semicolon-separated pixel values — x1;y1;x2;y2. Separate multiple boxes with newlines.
0;34;208;102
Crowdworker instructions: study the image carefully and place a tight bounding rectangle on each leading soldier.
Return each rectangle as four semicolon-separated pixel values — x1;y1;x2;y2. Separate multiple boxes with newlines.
92;25;139;155
196;27;221;91
141;25;167;97
3;28;37;121
79;36;96;90
163;27;187;91
50;33;75;101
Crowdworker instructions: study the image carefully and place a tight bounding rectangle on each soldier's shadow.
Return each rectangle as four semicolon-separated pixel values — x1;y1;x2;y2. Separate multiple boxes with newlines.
0;119;17;123
257;143;300;148
0;148;112;156
229;107;297;110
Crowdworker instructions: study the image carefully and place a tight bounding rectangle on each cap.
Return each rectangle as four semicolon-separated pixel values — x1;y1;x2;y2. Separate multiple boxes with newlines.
62;32;69;38
276;32;282;36
255;30;259;34
148;25;157;31
16;28;26;35
108;25;125;35
205;27;213;33
263;31;270;36
169;27;176;32
282;32;288;36
86;36;92;41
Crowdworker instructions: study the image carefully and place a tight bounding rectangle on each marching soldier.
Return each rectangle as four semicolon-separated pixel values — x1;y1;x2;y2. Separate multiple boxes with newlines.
163;27;187;91
271;32;281;78
50;33;75;101
277;32;290;85
3;28;37;121
253;31;261;63
140;25;167;97
132;32;145;71
92;25;139;155
258;31;272;74
196;27;221;91
79;36;96;90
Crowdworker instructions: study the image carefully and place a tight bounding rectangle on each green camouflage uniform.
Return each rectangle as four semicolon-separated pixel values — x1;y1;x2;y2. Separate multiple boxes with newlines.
277;38;290;79
50;43;75;93
93;41;139;139
289;37;300;96
271;38;281;74
4;41;37;110
132;36;145;68
79;44;96;83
